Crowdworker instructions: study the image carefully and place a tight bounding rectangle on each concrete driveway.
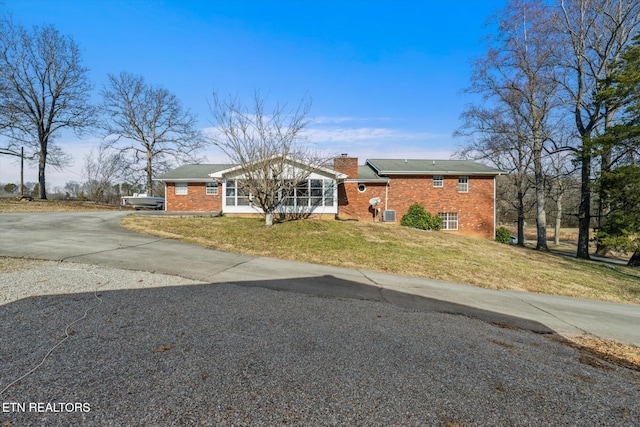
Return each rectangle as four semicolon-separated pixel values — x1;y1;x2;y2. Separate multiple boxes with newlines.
0;211;638;345
1;211;639;425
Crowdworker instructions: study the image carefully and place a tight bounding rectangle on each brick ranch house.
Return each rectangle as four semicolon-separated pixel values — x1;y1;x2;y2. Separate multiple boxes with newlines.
155;155;503;239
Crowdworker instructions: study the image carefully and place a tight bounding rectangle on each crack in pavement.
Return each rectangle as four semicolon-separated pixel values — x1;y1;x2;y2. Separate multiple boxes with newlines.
59;237;170;263
356;270;389;303
506;291;593;337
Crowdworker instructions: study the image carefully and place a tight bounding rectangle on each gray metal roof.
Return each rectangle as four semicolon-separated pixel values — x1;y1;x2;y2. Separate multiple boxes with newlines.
155;164;230;181
366;159;503;175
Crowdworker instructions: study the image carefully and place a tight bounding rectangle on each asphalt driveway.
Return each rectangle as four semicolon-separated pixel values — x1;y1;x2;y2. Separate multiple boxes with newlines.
1;211;639;425
0;212;638;344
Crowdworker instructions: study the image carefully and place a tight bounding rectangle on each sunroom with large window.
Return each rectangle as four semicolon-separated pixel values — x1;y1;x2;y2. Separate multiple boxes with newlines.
221;175;338;215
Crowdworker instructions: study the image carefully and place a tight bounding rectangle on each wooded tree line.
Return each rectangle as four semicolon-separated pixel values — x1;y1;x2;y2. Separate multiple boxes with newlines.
457;0;640;263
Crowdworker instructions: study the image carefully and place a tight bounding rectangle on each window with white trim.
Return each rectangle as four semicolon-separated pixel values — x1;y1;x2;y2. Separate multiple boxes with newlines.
225;179;335;207
226;180;251;206
433;175;443;187
438;212;459;230
458;176;469;193
225;180;237;205
175;182;188;195
282;179;335;208
206;182;218;195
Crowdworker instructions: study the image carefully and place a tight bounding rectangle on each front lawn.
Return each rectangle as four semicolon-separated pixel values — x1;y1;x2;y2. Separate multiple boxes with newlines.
120;216;640;305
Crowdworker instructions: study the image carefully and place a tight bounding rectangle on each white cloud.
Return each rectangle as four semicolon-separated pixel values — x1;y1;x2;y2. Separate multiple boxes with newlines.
305;119;456;160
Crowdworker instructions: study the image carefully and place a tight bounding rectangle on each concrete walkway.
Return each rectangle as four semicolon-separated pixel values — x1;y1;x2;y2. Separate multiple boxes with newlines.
1;211;638;345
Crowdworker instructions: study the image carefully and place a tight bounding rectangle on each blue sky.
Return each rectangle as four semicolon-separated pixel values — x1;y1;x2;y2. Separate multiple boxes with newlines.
0;0;506;188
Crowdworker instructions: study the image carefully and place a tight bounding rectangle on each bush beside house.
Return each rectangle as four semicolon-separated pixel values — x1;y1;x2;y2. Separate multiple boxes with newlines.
400;203;442;231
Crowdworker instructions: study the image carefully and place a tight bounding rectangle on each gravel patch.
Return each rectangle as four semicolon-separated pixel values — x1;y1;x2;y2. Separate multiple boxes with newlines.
1;260;639;426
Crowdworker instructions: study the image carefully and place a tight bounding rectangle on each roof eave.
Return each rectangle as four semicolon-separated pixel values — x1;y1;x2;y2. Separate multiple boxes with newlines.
154;178;219;182
376;170;502;176
344;178;390;183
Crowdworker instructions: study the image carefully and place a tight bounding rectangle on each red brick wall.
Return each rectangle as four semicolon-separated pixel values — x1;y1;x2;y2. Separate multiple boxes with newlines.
337;182;388;221
165;182;222;212
338;175;496;239
333;156;358;178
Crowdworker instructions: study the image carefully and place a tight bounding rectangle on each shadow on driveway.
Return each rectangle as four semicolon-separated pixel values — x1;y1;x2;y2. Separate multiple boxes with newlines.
2;274;638;426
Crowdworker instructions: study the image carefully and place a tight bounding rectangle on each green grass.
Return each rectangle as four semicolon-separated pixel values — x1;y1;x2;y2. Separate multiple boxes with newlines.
120;216;640;305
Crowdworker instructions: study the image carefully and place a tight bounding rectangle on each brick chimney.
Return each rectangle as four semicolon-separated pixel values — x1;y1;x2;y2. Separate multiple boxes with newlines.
333;154;358;178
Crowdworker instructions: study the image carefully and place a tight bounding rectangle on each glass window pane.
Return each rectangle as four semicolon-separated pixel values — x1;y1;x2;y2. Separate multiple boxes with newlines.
206;183;218;195
175;183;188;195
458;177;469;192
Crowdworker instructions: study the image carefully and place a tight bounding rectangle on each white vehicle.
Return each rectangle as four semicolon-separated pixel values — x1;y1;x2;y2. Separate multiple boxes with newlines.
121;193;164;210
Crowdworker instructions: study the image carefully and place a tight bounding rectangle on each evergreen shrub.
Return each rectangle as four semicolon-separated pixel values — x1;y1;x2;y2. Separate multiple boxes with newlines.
495;226;511;244
400;202;442;231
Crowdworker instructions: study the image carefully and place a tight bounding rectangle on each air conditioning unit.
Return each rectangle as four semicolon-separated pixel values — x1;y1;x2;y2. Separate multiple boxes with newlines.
382;210;396;222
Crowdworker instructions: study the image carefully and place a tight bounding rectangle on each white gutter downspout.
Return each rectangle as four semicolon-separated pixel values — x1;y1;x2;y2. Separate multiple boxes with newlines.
493;175;497;240
385;180;389;211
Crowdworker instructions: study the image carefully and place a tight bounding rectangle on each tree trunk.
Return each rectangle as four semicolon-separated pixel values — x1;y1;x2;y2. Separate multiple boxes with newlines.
265;210;273;226
533;135;548;251
518;191;524;246
596;108;615;256
577;146;591;260
554;192;562;246
146;150;153;196
517;190;525;246
38;150;47;200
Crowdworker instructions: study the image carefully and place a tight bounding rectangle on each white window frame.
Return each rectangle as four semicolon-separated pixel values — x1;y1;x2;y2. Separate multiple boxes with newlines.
438;212;459;230
458;176;469;193
206;182;218;195
175;182;188;195
433;175;444;188
223;178;336;213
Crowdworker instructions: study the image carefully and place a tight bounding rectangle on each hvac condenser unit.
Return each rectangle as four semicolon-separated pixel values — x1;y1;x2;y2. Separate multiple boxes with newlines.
382;210;396;222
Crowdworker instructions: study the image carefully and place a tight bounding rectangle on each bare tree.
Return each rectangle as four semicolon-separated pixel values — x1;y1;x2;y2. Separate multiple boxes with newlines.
208;91;326;226
0;18;95;199
545;149;578;245
555;0;640;259
456;104;534;245
82;142;126;203
100;72;205;196
63;180;82;199
459;0;562;249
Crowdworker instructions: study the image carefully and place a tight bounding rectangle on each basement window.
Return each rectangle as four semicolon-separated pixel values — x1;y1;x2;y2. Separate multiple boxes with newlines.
438;212;459;230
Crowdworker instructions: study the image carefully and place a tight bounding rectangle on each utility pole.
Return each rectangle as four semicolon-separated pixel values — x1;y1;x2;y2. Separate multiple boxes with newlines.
0;147;29;197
